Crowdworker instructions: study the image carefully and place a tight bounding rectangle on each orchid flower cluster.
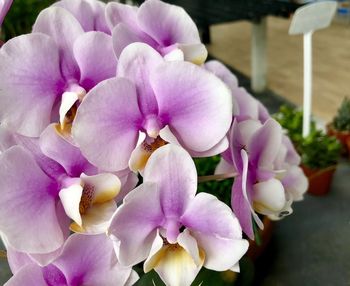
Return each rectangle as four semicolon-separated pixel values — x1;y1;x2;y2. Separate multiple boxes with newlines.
0;0;308;285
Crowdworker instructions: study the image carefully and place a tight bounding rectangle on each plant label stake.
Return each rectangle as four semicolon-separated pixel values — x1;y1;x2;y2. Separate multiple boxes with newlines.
289;1;337;137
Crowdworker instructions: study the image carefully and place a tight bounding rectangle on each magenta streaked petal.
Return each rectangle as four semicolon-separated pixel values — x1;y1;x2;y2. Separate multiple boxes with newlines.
72;78;142;171
0;34;63;136
151;61;232;152
117;43;163;116
109;183;163;266
33;7;84;80
138;0;200;46
0;146;64;253
53;0;95;32
144;145;197;219
74;31;117;90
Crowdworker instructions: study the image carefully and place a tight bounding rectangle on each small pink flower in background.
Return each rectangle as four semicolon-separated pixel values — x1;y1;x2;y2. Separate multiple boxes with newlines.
0;0;12;26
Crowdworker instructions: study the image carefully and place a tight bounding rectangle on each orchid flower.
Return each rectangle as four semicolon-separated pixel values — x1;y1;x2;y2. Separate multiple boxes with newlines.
53;0;109;34
108;145;248;286
5;234;138;286
0;6;116;137
73;43;232;172
0;125;134;255
106;0;207;63
0;0;12;26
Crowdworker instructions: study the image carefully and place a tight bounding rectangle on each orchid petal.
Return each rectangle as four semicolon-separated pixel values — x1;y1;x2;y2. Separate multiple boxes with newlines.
53;0;95;32
253;179;286;215
0;146;64;253
105;2;138;30
118;43;163;116
178;43;208;65
0;0;13;26
33;7;84;79
59;91;79;129
144;144;197;218
53;234;134;286
145;232;203;286
0;34;63;136
249;119;282;170
138;0;200;45
204;60;238;91
81;173;121;204
4;264;47;286
40;124;94;177
163;48;184;61
108;183;163;266
151;61;232;152
7;247;33;274
59;184;83;227
215;157;236;175
281;166;308;201
72;78;142;171
74;31;117;90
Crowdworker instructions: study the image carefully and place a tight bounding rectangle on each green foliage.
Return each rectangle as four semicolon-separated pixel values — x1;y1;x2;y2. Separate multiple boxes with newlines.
301;129;341;169
194;156;232;207
274;105;341;169
333;97;350;132
1;0;56;41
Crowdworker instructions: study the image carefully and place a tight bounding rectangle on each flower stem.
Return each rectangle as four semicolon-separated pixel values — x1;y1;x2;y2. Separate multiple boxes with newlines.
198;172;237;183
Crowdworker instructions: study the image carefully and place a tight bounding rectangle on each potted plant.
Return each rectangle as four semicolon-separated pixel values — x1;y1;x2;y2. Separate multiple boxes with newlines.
327;97;350;155
274;105;341;196
300;130;341;195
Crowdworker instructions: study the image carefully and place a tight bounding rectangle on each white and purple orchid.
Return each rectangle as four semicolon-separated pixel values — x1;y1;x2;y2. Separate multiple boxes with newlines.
0;6;116;137
5;234;138;286
109;144;249;286
106;0;207;63
73;43;232;172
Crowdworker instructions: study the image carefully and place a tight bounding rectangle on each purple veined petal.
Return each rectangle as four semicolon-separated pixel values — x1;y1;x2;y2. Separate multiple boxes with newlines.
0;126;17;152
117;43;163;116
108;182;164;266
248;119;283;171
40;124;94;177
114;168;139;202
4;264;48;286
53;234;135;286
0;0;13;26
74;31;117;91
181;193;242;238
144;144;197;219
72;77;143;171
112;23;143;58
252;178;286;216
138;0;200;46
151;61;232;152
33;7;84;80
0;33;64;137
53;0;95;32
204;60;238;91
281;166;308;202
105;1;138;31
0;146;65;254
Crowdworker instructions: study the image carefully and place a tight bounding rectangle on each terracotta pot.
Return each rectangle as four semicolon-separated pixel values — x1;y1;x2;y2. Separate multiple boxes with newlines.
247;216;273;261
301;164;337;196
327;123;350;155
